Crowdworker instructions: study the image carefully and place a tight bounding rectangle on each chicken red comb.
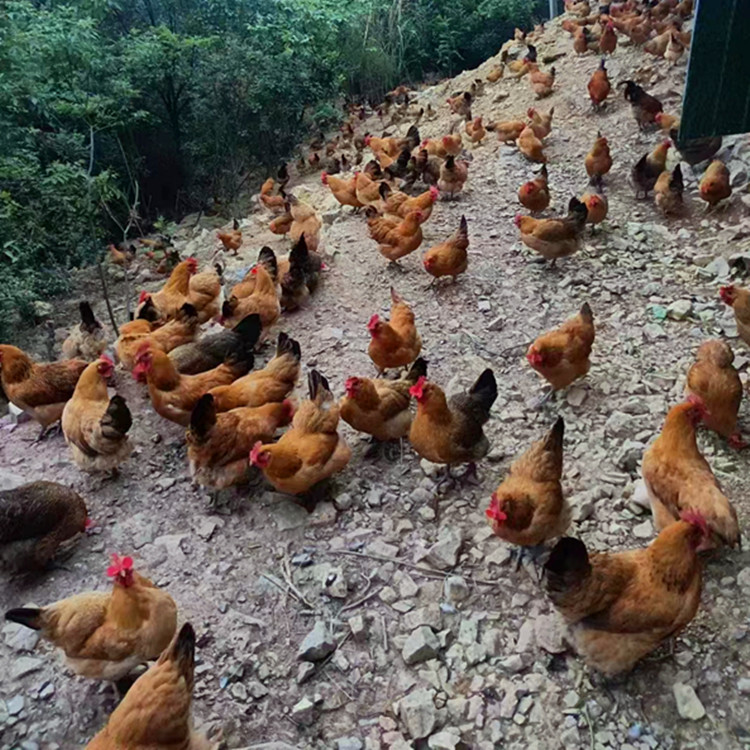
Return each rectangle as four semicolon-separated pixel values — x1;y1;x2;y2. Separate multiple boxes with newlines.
429;185;439;200
186;257;198;272
409;376;427;399
486;492;508;523
138;291;149;304
367;314;380;333
85;518;95;530
251;266;259;276
249;441;264;466
99;354;114;367
719;285;734;304
135;341;152;356
680;509;710;537
344;377;360;396
281;399;295;419
321;171;328;185
107;553;133;578
514;214;523;227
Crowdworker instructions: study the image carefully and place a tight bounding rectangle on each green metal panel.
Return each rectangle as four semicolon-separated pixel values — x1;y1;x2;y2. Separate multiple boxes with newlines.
680;0;750;140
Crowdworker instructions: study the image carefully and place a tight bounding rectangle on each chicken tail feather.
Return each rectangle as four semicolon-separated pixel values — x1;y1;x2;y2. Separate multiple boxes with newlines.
308;369;331;401
544;537;591;597
79;301;100;332
406;357;428;383
579;302;593;323
276;332;302;362
169;622;196;688
258;247;278;281
5;607;43;630
469;368;498;415
189;394;217;441
233;314;262;350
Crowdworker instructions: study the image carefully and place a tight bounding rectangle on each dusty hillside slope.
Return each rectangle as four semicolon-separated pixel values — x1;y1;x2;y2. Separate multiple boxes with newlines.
2;9;750;750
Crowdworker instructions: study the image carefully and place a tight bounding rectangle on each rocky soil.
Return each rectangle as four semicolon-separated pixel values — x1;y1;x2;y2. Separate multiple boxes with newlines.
2;11;750;750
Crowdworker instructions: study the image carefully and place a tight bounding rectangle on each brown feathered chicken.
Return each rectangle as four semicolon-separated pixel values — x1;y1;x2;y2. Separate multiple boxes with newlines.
423;215;470;282
632;139;671;198
447;91;473;118
465;116;486;145
217;219;243;255
321;171;363;209
278;234;323;312
588;58;611;109
487;65;504;82
599;20;617;54
383;185;439;221
685;339;743;447
544;514;708;675
288;194;322;253
438;155;469;198
580;175;609;228
5;554;177;681
409;369;498;485
341;358;427;443
62;302;108;361
221;263;281;330
518;165;550;213
720;284;750;348
515;198;588;265
259;179;287;214
249;370;352;495
623;80;663;130
527;107;554;139
488;119;527;144
529;64;555;98
85;623;214;750
133;344;251;426
0;345;87;437
62;356;133;474
208;332;300;411
527;302;595;392
367;209;424;263
367;288;422;372
486;417;570;556
187;394;294;490
585;132;613;177
654;164;684;215
642;398;741;548
699;160;731;207
117;302;200;372
1;482;88;572
518;125;546;163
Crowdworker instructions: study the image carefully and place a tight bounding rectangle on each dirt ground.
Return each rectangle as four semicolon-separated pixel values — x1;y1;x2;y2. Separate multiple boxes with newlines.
2;11;750;750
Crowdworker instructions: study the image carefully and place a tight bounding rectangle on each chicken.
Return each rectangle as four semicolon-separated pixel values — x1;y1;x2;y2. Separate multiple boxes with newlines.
488;119;527;144
486;417;570;552
515;198;589;265
527;302;595;391
279;234;323;312
221;263;280;330
720;285;750;348
544;514;708;675
409;369;498;484
699;160;732;207
487;65;504;82
447;91;473;118
62;302;108;361
654;163;684;215
642;399;741;548
465;116;486;145
441;133;463;157
249;370;352;495
209;332;300;411
686;339;743;446
599;20;617;53
632;139;671;198
585;132;613;177
341;358;427;443
654;112;680;132
5;554;177;680
423;215;469;283
355;171;387;207
85;623;213;750
269;209;293;235
169;313;261;375
518;165;550;213
259;179;287;213
187;394;294;490
588;58;611;109
108;243;137;269
580;175;609;228
383;185;439;221
527;107;554;139
411;148;443;185
217;219;242;255
137;258;203;321
62;356;133;474
368;288;422;372
529;65;555;98
367;208;424;263
1;481;88;572
573;25;592;54
133;344;251;426
644;27;672;56
517;125;547;163
623;80;663;130
0;345;87;435
288;194;322;253
665;30;685;64
438;155;469;199
322;171;363;209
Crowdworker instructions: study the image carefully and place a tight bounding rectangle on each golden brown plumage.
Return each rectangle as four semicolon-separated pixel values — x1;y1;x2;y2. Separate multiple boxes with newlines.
699;160;731;207
545;517;707;675
62;302;108;362
221;263;280;330
654;164;684;215
5;555;177;681
518;165;550;213
422;215;469;281
487;417;570;546
367;288;422;371
367;209;424;262
517;126;546;163
515;198;588;263
642;399;741;548
438;155;469;198
527;302;595;390
585;132;612;177
720;284;750;348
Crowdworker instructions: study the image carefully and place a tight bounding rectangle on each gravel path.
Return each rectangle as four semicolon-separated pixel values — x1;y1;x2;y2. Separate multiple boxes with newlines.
2;13;750;750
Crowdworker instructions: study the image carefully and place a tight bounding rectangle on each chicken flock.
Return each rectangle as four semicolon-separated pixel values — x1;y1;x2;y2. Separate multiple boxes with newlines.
0;0;746;743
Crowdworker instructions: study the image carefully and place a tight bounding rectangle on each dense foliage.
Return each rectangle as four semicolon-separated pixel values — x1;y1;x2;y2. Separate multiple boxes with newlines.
0;0;545;335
